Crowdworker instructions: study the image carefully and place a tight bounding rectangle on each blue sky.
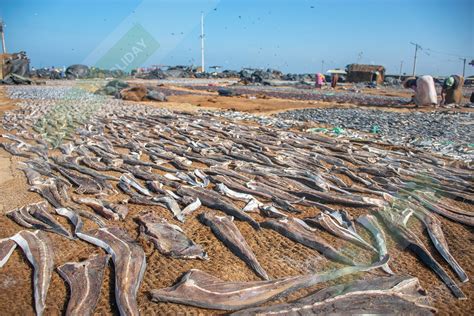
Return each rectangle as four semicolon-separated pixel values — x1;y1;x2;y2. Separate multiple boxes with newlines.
2;0;473;76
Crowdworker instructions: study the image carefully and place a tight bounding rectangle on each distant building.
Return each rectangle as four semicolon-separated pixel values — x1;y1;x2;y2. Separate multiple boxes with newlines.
346;64;385;84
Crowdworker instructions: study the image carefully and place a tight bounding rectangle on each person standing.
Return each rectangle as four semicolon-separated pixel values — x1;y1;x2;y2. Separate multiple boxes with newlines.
441;75;463;105
403;75;437;107
331;73;339;88
315;73;325;88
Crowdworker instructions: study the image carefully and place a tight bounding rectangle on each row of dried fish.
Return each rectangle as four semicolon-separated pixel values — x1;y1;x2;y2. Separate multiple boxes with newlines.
1;86;471;314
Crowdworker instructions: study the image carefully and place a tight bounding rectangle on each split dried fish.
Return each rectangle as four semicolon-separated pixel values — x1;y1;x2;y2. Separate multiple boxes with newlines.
137;212;207;259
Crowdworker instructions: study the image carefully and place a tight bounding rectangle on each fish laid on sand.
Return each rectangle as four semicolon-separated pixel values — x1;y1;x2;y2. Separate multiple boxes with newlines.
72;196;128;220
176;197;201;222
57;208;146;315
11;230;54;316
356;214;394;275
413;206;469;283
177;185;260;229
153;196;182;219
136;212;207;260
52;164;103;194
0;238;16;268
200;212;269;280
7;201;72;239
57;254;110;316
30;178;69;208
305;211;376;252
118;180;161;206
150;256;388;311
232;275;436;315
379;209;466;299
261;217;356;266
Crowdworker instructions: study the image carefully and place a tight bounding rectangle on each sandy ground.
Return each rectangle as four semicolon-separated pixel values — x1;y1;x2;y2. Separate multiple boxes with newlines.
0;83;473;315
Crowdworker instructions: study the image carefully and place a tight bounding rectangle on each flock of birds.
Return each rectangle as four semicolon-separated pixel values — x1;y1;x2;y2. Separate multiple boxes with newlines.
0;86;472;315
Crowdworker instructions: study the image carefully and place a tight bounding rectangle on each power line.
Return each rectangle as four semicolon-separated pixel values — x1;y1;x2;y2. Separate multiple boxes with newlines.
425;48;473;59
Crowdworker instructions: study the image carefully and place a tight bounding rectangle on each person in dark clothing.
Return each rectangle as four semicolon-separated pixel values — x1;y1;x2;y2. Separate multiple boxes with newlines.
331;73;339;88
441;75;463;105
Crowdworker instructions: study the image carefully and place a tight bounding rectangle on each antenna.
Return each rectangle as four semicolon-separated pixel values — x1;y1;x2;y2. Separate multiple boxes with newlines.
410;42;422;76
200;13;205;73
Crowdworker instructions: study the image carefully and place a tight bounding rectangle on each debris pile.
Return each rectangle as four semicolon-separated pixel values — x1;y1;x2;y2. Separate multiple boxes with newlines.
94;81;168;102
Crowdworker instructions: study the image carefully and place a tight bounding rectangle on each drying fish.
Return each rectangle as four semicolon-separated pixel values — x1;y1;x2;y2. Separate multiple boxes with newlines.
27;202;73;238
178;172;203;187
11;230;54;316
58;142;76;155
57;207;146;314
412;206;468;283
246;180;301;202
211;175;272;200
356;214;394;275
176;197;201;222
52;156;118;182
0;238;16;268
329;210;357;232
200;212;269;280
259;205;287;218
216;183;255;202
243;198;262;212
57;254;110;316
261;218;356;266
194;169;210;187
232;275;436;315
153;196;182;218
120;174;151;196
0;142;32;158
177;186;260;229
150;256;388;311
408;191;474;227
70;225;146;316
305;212;376;252
146;180;167;195
18;164;43;185
118;181;161;206
379;209;466;299
72;196;120;221
69;206;107;228
30;178;69;208
137;212;207;259
7;202;72;238
293;189;385;208
271;196;301;214
51;164;103;194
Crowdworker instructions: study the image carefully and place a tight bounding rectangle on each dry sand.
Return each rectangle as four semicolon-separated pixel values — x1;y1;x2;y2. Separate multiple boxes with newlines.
0;84;472;315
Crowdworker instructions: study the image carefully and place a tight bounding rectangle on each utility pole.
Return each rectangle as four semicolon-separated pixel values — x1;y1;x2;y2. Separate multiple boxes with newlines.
460;58;466;77
399;60;404;80
0;19;6;54
321;60;325;73
200;13;205;73
410;42;421;76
